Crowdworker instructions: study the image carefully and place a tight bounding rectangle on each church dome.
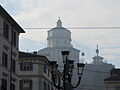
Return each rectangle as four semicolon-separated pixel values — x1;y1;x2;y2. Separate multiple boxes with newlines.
47;18;72;48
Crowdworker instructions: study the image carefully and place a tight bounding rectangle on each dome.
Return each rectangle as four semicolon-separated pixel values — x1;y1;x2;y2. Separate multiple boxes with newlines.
47;18;72;48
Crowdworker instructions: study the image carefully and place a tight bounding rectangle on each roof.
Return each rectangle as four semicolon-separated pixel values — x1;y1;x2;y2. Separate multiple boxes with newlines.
104;76;120;81
19;52;49;61
39;47;80;52
0;5;25;33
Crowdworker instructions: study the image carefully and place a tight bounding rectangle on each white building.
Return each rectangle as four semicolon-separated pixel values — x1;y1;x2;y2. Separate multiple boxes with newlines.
38;18;80;68
0;5;25;90
38;18;81;89
80;46;115;90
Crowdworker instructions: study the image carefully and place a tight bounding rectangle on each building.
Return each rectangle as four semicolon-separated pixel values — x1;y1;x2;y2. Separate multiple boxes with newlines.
0;5;25;90
38;18;80;88
80;46;114;90
104;69;120;90
38;18;80;67
18;52;58;90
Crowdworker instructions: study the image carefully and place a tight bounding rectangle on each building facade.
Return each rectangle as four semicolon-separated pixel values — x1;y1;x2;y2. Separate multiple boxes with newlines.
0;5;25;90
104;69;120;90
18;52;57;90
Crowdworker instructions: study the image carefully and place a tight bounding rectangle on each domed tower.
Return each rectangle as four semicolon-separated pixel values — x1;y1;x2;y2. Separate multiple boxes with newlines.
38;18;80;68
47;18;72;48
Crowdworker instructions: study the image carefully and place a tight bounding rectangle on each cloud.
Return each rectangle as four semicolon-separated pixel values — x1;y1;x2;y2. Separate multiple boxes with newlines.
3;0;120;67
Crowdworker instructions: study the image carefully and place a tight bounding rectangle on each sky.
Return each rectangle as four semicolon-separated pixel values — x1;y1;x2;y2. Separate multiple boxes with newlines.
0;0;120;67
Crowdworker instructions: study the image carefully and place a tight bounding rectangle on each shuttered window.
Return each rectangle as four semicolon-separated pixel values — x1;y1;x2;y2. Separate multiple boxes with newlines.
3;21;9;39
2;52;8;67
1;79;7;90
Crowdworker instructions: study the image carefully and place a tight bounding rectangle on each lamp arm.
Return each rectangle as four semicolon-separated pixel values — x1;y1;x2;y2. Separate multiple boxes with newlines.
72;76;81;88
72;69;84;88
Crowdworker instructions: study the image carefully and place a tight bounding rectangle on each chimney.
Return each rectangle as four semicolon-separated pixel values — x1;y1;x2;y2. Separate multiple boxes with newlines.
33;51;37;55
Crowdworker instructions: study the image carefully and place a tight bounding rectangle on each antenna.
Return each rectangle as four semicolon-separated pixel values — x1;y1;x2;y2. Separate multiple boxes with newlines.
96;45;99;56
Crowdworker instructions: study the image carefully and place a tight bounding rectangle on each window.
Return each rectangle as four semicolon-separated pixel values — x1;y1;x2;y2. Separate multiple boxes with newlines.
43;81;47;90
2;52;8;67
43;64;47;73
48;84;50;90
48;70;50;77
11;59;16;73
11;83;15;90
20;62;33;71
3;21;9;39
12;31;17;46
20;80;32;90
1;79;7;90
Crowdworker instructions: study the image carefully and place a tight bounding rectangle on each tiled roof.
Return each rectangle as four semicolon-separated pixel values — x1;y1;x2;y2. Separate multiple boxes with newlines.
0;5;25;33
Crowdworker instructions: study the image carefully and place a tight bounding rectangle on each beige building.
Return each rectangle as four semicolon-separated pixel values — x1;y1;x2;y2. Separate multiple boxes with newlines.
18;52;57;90
104;69;120;90
0;5;25;90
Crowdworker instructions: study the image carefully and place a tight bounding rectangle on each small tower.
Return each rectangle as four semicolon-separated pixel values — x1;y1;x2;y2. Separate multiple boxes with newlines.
57;17;62;28
92;45;104;64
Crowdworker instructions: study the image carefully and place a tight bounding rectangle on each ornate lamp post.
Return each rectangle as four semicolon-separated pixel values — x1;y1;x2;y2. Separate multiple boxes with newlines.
50;51;85;90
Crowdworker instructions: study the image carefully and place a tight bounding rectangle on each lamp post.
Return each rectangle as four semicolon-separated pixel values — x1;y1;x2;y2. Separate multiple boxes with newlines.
50;51;85;90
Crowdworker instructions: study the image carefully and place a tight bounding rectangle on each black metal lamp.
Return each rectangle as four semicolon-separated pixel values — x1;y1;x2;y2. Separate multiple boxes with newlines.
50;61;58;74
77;63;85;77
61;51;70;63
69;60;74;74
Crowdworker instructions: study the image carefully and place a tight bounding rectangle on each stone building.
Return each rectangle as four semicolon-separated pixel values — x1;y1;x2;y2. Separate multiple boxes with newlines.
18;52;57;90
0;5;25;90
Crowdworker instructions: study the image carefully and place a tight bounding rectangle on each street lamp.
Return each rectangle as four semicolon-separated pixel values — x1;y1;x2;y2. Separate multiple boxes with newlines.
50;51;85;90
61;51;69;63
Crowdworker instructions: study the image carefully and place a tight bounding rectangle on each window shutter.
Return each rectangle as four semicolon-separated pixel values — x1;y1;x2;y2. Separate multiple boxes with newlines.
19;80;23;90
20;63;23;71
29;80;32;89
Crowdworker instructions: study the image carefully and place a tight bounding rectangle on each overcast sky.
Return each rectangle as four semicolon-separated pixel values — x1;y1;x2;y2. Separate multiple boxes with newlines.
1;0;120;67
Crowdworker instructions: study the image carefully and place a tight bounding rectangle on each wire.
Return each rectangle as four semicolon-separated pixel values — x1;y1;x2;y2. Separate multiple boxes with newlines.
1;26;120;30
